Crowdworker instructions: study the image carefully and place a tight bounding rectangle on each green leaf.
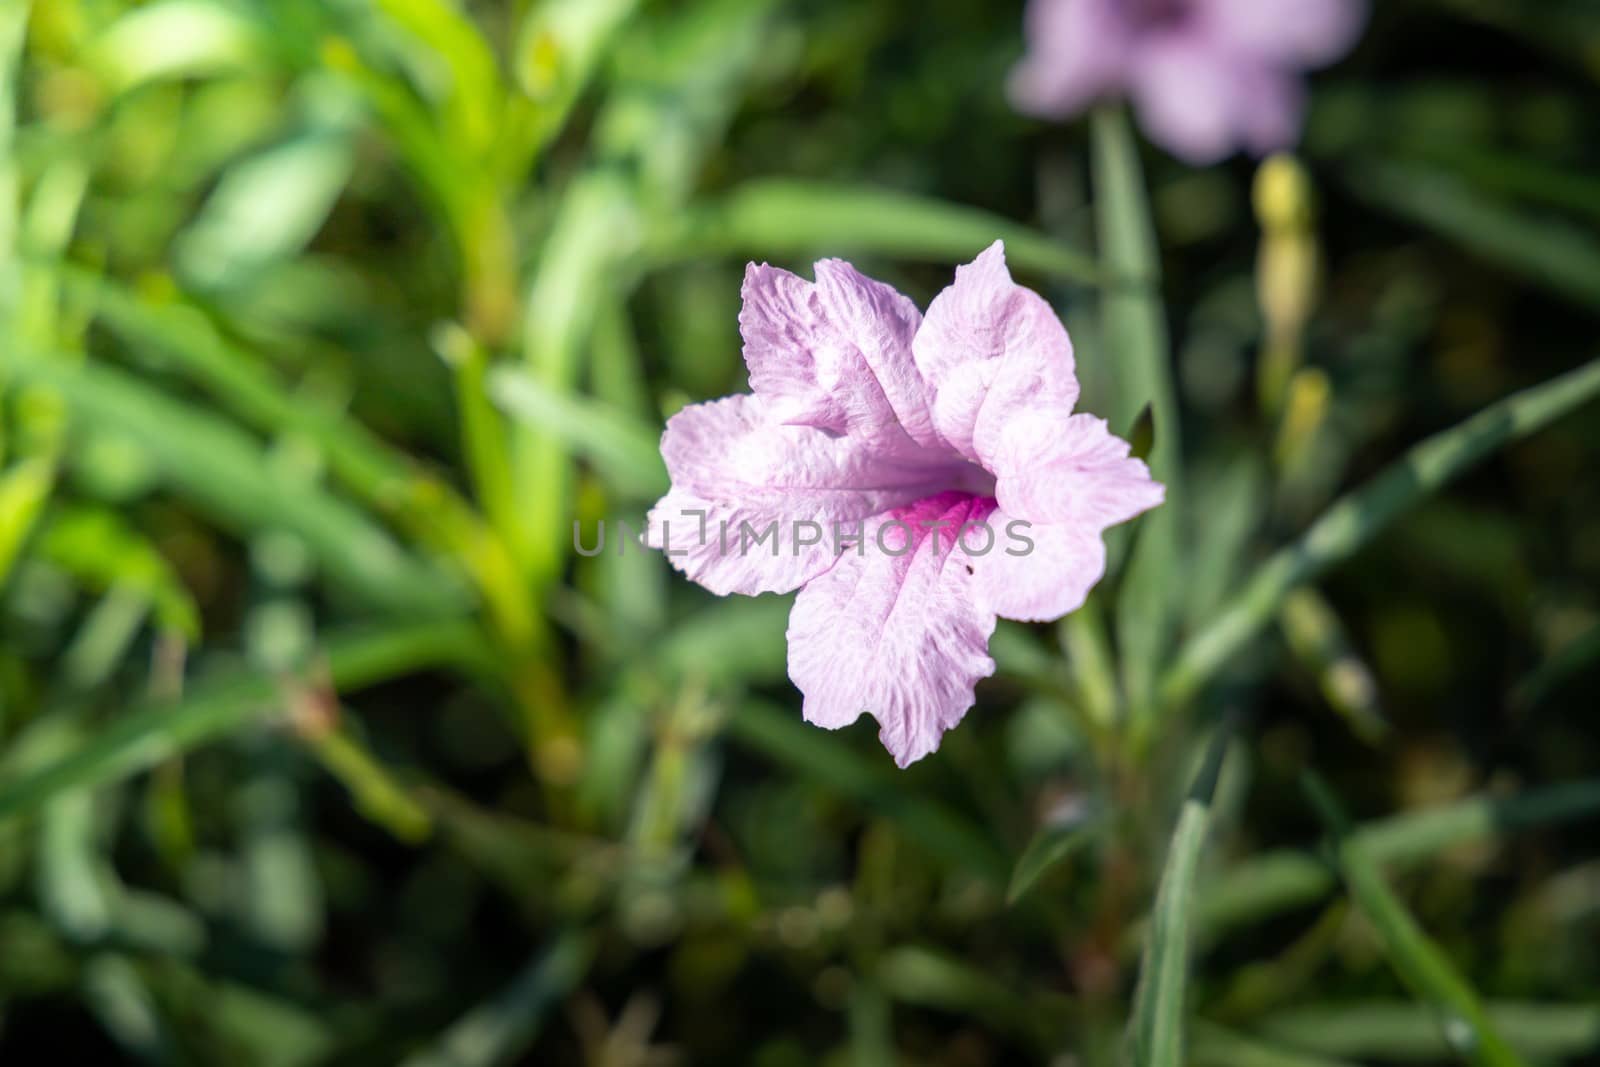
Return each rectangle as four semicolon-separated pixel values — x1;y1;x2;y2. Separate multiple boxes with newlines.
1301;773;1528;1067
399;930;593;1067
0;456;54;587
1349;159;1600;312
726;700;1008;883
1127;717;1234;1067
1256;1000;1600;1062
1006;803;1101;905
0;620;486;825
40;505;201;640
1091;106;1184;725
663;178;1102;283
489;366;667;501
1190;1022;1362;1067
8;355;466;617
1161;355;1600;712
1174;777;1600;949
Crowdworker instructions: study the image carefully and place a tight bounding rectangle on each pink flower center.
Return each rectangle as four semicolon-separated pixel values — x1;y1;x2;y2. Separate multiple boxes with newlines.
1127;0;1194;31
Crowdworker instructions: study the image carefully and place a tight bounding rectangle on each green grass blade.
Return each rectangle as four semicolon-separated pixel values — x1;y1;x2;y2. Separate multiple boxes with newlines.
663;178;1102;282
490;366;666;500
9;355;467;616
726;700;1008;882
1256;1000;1600;1062
1349;159;1600;312
0;620;486;824
1168;777;1600;949
1091;106;1184;723
1302;773;1528;1067
1161;356;1600;712
1190;1022;1362;1067
1006;805;1101;905
1128;718;1233;1067
399;930;592;1067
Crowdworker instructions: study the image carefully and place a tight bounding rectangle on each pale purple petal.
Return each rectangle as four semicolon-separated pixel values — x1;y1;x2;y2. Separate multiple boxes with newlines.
740;260;941;450
990;412;1166;528
914;242;1079;466
645;395;958;596
786;492;998;767
1009;0;1135;118
1204;0;1367;67
971;512;1107;623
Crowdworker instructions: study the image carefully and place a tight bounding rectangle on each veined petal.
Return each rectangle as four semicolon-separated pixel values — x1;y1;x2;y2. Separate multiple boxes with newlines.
646;395;958;596
991;413;1166;529
740;260;941;450
787;492;998;767
913;242;1079;466
971;511;1108;623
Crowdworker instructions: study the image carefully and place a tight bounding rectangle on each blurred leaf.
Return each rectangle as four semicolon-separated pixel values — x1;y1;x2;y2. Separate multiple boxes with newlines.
373;0;503;157
490;366;666;501
1349;160;1600;312
1162;356;1600;712
9;355;466;617
1280;588;1388;745
41;505;200;639
1191;1022;1361;1067
1513;621;1600;712
0;620;486;825
89;0;267;92
1177;777;1600;947
1128;717;1233;1067
399;930;593;1067
1006;801;1101;905
1256;1000;1600;1062
516;0;643;156
665;178;1101;282
726;700;1007;882
1302;773;1527;1067
176;123;356;290
1092;106;1184;725
0;457;54;587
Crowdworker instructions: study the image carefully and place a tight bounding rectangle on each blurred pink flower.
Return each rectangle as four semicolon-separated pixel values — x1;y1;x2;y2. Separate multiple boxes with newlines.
1010;0;1367;163
646;244;1163;766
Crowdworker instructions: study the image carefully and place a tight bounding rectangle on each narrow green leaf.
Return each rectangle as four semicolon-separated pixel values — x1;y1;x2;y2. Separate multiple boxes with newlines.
1172;777;1600;949
1257;1000;1600;1062
726;700;1008;883
664;178;1102;283
1162;356;1600;712
0;620;486;824
1091;106;1184;724
0;456;54;586
1128;717;1233;1067
490;366;666;500
1006;804;1101;905
1349;159;1600;311
1190;1022;1362;1067
41;505;201;639
399;930;593;1067
8;355;466;617
1301;773;1527;1067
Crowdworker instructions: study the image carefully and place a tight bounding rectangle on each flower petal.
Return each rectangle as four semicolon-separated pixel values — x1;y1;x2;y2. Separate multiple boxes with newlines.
991;413;1166;528
646;395;958;596
786;492;998;767
1130;35;1301;162
739;260;941;450
914;242;1079;466
1205;0;1367;67
1009;0;1134;118
970;511;1108;623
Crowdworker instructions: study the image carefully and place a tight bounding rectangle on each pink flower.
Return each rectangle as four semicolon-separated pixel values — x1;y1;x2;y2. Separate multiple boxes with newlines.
1010;0;1367;164
646;244;1163;767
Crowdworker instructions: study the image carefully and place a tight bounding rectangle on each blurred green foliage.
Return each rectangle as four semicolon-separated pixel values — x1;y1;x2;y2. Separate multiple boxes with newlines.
0;0;1598;1063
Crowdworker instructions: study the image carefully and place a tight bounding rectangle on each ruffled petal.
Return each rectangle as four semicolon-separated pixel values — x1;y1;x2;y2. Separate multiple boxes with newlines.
970;511;1108;623
1009;0;1135;118
913;242;1079;467
645;395;959;596
786;492;998;767
990;412;1166;528
740;260;942;451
